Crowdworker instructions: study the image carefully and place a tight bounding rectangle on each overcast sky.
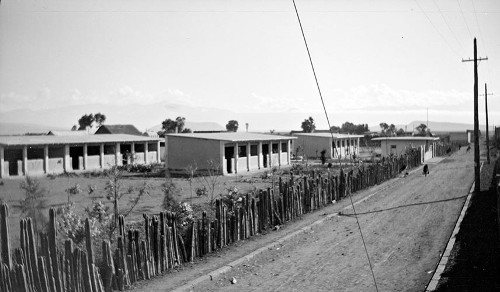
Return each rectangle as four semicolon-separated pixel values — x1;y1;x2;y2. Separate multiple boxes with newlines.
1;0;499;131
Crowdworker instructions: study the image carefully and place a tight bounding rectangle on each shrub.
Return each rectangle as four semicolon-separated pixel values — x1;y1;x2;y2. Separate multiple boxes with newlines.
19;176;47;233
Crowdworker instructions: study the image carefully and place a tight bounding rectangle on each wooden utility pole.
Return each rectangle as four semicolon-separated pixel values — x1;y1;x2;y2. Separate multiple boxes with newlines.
462;38;488;192
480;85;494;164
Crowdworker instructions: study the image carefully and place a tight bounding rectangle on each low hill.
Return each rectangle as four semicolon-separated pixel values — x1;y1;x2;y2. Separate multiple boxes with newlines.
0;122;67;136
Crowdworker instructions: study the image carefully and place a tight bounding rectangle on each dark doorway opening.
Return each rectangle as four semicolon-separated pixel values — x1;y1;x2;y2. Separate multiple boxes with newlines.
6;148;22;176
121;144;132;165
70;146;83;170
262;144;269;168
225;146;234;174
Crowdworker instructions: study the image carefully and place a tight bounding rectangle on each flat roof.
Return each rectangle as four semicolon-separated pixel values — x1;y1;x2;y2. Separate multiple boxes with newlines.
166;132;296;142
372;136;440;141
293;133;364;138
0;134;160;147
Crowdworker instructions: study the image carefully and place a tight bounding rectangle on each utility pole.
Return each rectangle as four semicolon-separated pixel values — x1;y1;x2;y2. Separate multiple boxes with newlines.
462;38;488;192
480;85;493;164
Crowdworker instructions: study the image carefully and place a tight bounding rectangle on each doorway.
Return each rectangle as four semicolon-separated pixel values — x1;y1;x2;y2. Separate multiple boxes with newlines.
225;146;234;173
262;144;269;168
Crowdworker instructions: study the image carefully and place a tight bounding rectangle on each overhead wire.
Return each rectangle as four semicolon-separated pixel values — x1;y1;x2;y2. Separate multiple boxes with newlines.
414;0;462;60
291;1;379;291
457;0;473;39
470;0;491;82
432;0;466;55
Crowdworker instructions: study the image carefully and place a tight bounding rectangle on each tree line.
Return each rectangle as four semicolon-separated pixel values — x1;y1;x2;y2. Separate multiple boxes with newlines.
300;116;432;137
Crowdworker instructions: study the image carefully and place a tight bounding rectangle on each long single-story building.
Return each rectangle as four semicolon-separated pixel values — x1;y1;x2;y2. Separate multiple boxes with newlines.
372;136;440;161
165;132;296;175
0;134;161;178
292;133;363;159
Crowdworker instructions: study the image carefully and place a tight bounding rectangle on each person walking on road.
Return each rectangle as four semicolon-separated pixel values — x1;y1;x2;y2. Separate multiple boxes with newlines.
423;164;429;177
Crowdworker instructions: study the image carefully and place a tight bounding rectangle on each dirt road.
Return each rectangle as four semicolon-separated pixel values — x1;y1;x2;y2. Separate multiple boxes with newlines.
134;150;475;291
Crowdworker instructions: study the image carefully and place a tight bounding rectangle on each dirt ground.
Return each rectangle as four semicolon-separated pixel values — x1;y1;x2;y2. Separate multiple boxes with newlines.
128;147;480;291
0;166;279;247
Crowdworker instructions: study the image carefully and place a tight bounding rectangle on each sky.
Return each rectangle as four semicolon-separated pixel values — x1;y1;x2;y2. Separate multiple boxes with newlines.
1;0;499;132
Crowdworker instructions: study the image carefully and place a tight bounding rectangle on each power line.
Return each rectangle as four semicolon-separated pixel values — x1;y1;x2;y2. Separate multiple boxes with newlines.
291;1;379;291
432;0;466;54
457;0;473;39
414;0;462;59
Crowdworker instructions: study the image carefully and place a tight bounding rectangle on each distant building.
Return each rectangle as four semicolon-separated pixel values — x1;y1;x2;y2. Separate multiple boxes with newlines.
48;130;90;136
166;132;296;175
0;134;161;178
95;124;143;136
292;133;363;159
372;136;439;162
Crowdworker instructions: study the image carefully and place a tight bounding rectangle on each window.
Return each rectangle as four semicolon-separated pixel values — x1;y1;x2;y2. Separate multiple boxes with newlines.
281;142;287;152
390;145;397;154
272;143;278;154
250;145;258;156
341;140;345;147
238;145;247;157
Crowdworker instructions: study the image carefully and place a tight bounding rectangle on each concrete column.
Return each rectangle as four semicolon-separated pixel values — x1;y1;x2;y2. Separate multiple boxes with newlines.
278;141;282;167
156;140;161;163
287;140;291;164
220;142;226;174
100;144;104;168
0;146;5;178
83;144;88;170
144;142;149;164
115;143;121;166
268;142;273;167
234;143;238;173
44;145;49;174
22;146;28;175
258;142;262;169
246;142;251;171
64;144;70;172
131;143;135;164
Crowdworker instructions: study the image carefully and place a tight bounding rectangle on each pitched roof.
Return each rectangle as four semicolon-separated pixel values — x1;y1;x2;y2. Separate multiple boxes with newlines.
95;124;143;136
166;132;296;142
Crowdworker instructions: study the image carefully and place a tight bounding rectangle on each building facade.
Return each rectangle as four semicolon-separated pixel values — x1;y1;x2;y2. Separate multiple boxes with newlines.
0;134;161;178
293;133;363;160
166;133;296;175
372;136;440;162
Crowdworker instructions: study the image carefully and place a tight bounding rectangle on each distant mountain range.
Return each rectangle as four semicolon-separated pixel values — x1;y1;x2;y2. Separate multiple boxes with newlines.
0;122;67;136
399;121;493;133
0;101;494;135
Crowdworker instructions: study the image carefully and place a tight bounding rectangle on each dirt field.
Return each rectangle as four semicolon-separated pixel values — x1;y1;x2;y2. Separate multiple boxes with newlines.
130;147;477;291
0;167;278;247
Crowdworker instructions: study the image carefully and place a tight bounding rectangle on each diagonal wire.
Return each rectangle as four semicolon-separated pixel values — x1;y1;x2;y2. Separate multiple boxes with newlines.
291;1;379;291
470;0;491;81
432;0;466;54
414;0;462;59
457;0;473;39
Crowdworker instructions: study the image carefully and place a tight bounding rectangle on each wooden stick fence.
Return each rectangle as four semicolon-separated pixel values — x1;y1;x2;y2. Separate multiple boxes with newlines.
0;145;451;292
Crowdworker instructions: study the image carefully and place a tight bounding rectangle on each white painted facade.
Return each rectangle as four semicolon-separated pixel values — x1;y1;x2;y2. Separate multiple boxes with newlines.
0;134;161;178
165;133;296;175
372;136;439;162
293;133;363;160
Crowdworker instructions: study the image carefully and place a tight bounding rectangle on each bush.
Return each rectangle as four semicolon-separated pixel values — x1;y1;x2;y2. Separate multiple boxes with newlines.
19;176;47;233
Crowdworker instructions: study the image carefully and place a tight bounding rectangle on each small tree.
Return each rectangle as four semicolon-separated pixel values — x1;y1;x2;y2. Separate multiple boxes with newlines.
184;164;198;202
301;117;316;133
78;113;95;130
20;176;47;232
196;159;222;206
226;120;239;132
94;112;106;127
